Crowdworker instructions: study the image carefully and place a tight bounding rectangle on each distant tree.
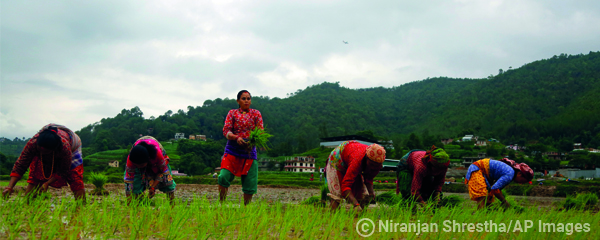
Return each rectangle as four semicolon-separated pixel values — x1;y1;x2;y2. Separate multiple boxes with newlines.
405;133;424;150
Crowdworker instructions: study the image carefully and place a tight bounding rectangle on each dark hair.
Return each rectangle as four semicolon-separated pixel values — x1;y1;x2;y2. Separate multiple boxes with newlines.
37;127;61;150
129;142;157;164
237;90;251;100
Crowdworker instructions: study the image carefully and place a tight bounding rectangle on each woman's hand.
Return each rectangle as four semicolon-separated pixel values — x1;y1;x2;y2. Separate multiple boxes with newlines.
353;204;363;212
2;187;14;198
41;183;50;192
236;137;247;146
148;187;156;199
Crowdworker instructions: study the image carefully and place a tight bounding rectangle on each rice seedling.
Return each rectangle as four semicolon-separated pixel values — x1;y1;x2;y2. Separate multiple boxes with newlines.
375;191;402;205
89;172;110;196
561;192;599;211
1;191;599;239
246;126;273;151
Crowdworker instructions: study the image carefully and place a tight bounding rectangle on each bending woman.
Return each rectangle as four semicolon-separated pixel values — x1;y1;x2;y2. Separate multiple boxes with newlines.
465;158;533;209
2;124;86;201
326;140;385;212
124;136;176;204
218;90;263;205
396;146;450;205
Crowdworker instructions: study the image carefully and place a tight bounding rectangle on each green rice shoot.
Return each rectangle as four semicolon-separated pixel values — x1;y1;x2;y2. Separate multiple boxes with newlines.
247;127;273;151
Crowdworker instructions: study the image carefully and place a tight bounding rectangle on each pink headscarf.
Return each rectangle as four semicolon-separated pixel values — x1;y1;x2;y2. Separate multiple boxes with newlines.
500;158;534;181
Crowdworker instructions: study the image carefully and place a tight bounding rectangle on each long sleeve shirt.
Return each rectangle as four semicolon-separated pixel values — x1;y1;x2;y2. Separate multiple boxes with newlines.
338;142;380;194
407;151;447;201
222;108;263;159
466;159;514;190
124;138;169;183
11;129;72;179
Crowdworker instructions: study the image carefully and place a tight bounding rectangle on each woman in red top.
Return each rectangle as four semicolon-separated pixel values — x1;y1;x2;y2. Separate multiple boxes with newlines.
218;90;264;205
326;141;386;212
2;124;86;201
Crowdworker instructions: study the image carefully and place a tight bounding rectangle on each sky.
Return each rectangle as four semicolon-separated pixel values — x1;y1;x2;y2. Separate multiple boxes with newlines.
1;0;600;139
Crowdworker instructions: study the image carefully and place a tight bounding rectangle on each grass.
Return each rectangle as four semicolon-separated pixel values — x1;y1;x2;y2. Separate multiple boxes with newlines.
1;193;599;239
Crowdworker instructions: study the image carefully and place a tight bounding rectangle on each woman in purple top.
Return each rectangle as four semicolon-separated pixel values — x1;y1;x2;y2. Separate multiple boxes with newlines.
218;90;263;205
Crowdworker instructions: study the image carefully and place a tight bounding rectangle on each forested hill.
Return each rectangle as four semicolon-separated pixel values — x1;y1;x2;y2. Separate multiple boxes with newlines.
64;51;600;155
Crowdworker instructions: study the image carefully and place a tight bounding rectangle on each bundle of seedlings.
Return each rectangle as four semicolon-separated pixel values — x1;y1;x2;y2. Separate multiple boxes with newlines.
89;172;110;196
489;190;525;213
245;127;273;152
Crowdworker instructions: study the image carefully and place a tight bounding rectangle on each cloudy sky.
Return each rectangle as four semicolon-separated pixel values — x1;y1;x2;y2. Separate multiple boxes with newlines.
1;0;599;139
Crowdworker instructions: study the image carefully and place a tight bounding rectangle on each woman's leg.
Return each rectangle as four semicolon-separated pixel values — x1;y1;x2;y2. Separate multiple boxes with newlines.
218;169;235;202
241;161;258;205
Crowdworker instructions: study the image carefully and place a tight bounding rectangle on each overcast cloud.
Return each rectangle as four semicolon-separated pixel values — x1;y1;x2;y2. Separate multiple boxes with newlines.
1;0;600;139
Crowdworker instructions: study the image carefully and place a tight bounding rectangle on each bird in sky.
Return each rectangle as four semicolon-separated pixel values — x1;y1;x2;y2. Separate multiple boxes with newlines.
342;40;348;44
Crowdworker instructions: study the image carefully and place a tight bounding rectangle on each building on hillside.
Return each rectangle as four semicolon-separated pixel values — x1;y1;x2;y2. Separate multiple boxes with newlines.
377;140;394;149
382;159;400;171
171;170;187;176
440;138;454;145
258;158;281;171
461;135;479;142
108;160;119;168
284;156;316;172
475;139;487;146
319;135;378;148
574;143;583;150
174;133;185;140
189;134;207;141
588;148;600;153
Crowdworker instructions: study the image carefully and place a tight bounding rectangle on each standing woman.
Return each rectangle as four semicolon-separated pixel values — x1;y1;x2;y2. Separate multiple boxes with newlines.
124;136;176;204
326;141;385;212
2;124;86;201
465;158;533;209
218;90;263;205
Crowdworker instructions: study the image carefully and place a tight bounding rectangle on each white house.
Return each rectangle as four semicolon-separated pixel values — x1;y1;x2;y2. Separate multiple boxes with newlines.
284;156;316;172
108;160;119;168
462;135;474;142
174;133;185;140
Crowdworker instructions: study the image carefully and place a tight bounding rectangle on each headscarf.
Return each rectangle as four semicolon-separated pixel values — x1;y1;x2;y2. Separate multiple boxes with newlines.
422;145;450;168
500;158;534;181
366;144;386;163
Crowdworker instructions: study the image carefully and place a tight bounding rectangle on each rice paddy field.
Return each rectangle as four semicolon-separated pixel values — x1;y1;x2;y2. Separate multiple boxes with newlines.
1;184;599;239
